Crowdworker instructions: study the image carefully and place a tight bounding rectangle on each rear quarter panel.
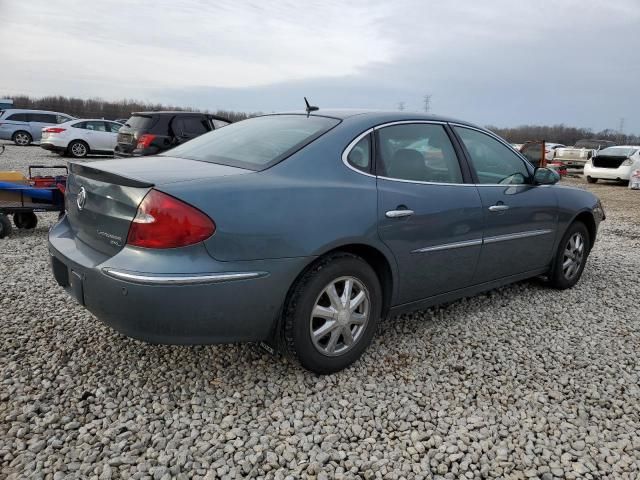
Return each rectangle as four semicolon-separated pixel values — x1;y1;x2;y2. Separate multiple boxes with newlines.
159;128;385;262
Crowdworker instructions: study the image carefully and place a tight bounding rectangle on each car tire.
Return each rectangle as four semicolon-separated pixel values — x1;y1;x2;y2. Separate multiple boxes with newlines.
548;221;590;290
283;252;382;374
14;212;38;229
12;131;32;146
0;214;12;238
586;176;598;184
68;140;89;158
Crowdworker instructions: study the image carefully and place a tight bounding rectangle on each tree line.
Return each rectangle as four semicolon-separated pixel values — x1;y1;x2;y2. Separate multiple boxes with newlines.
4;94;256;123
5;94;638;146
486;124;639;146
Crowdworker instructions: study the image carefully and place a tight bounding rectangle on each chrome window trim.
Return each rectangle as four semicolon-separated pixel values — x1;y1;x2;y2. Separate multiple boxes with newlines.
412;238;483;254
341;128;376;178
102;269;268;285
483;229;553;244
341;121;534;188
412;229;553;254
449;122;536;170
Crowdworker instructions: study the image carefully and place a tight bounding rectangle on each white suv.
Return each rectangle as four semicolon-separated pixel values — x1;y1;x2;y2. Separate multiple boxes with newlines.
40;119;123;158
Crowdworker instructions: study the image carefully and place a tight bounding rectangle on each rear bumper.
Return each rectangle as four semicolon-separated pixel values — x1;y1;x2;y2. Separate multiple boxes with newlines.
40;141;67;153
48;216;310;344
114;145;160;158
584;164;633;181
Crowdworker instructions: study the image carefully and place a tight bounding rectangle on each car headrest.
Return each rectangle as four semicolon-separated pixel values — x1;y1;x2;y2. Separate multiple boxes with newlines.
388;149;425;181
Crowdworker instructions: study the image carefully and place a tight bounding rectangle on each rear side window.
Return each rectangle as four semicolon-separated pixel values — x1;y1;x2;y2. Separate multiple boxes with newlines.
162;115;340;170
173;116;209;136
29;113;57;123
85;121;107;132
377;124;463;183
455;127;530;185
6;113;28;122
212;119;230;129
346;134;371;173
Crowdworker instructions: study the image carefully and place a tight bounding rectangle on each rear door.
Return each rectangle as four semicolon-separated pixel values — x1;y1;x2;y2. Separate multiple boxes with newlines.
452;125;558;283
374;122;484;305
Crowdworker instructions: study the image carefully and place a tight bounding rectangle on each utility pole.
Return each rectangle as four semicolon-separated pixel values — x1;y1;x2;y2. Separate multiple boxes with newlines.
423;94;432;113
617;117;625;144
397;101;405;111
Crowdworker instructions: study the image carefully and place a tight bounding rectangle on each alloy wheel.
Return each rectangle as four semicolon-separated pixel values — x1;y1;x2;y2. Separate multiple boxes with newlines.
562;232;585;280
71;142;87;157
14;133;30;146
309;276;370;357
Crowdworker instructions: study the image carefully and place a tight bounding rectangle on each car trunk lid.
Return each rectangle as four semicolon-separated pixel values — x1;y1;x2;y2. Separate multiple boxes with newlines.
66;158;251;256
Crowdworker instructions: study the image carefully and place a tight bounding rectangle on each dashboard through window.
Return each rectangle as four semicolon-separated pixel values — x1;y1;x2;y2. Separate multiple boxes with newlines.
455;127;530;185
376;124;463;183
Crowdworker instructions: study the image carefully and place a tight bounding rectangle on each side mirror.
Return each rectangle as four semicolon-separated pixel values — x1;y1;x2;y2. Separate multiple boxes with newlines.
534;167;560;185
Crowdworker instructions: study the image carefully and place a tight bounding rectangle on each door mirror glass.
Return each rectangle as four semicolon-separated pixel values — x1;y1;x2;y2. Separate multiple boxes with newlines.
534;167;560;185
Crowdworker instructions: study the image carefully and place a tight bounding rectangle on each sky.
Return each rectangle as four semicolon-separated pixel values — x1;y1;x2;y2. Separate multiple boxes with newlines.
1;0;639;132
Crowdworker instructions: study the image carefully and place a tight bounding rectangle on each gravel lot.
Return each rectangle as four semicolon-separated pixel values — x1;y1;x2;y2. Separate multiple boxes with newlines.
1;143;639;480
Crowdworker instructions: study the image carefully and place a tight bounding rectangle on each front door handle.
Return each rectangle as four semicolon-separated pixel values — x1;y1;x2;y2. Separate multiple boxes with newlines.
386;209;414;218
488;204;510;212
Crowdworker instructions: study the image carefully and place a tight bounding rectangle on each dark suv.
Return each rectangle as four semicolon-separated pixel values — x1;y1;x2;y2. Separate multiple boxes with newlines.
114;111;231;157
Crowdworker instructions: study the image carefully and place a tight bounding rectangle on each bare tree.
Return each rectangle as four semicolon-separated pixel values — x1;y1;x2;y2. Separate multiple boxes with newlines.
397;101;406;111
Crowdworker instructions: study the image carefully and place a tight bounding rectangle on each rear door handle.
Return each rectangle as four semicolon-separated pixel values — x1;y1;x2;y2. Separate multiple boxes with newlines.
386;209;414;218
488;204;510;212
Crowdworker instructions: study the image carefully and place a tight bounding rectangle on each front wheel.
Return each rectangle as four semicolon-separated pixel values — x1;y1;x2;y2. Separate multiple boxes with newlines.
548;222;590;289
284;253;382;374
586;176;598;184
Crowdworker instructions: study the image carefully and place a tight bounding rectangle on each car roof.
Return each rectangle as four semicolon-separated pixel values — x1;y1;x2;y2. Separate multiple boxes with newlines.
0;108;70;115
65;118;122;122
271;109;479;127
131;111;231;121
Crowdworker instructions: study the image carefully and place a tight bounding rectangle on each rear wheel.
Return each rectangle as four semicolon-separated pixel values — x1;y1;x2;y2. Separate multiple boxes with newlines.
68;140;89;158
548;222;590;289
14;212;38;229
0;214;12;238
12;131;32;146
284;253;382;374
586;176;598;184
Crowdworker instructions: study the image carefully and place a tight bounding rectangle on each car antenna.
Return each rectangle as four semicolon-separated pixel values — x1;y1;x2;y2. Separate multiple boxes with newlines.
304;97;319;117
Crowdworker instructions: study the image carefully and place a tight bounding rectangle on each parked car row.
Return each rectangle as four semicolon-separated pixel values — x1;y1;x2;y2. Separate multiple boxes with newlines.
0;108;231;158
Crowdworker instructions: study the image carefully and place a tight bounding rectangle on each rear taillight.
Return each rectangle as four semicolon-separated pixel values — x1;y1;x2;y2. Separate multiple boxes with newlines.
136;134;156;149
44;127;66;133
126;189;215;249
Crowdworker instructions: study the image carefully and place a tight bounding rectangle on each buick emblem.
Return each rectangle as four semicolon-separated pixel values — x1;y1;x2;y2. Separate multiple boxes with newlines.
77;187;87;211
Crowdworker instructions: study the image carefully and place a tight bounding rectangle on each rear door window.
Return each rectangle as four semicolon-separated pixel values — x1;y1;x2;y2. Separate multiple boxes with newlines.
105;122;122;133
57;115;73;124
85;121;106;132
376;123;463;183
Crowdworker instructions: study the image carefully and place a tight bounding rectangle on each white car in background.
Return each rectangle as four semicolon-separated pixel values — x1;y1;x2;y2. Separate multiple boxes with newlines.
584;146;640;183
40;119;123;158
544;142;566;161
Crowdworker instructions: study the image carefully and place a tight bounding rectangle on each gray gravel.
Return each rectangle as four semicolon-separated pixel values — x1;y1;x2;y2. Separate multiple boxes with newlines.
1;143;640;479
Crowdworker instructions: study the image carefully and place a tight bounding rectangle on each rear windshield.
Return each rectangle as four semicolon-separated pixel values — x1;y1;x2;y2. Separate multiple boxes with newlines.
161;115;340;170
124;115;155;130
597;147;637;157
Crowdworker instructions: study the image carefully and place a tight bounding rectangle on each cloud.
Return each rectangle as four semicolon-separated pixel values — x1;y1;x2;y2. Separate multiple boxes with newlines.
1;0;639;131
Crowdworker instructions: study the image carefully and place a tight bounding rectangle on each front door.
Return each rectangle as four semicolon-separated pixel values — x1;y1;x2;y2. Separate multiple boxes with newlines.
453;126;558;283
375;122;484;305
